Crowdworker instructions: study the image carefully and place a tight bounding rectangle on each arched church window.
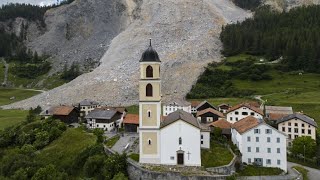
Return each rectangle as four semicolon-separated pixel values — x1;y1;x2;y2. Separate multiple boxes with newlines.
146;84;153;97
148;110;151;118
148;139;152;145
179;137;182;145
146;65;153;78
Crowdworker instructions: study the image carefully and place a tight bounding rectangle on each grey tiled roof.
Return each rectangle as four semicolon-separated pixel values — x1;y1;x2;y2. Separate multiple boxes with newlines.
161;110;200;129
79;99;99;106
85;109;117;120
195;100;217;110
265;106;293;114
276;113;318;127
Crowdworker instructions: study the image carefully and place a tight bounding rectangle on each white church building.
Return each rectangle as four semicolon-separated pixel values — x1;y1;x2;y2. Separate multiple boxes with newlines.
138;40;210;166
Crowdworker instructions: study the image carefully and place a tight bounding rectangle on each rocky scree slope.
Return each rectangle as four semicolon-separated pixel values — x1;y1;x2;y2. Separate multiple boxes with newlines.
263;0;320;11
3;0;252;109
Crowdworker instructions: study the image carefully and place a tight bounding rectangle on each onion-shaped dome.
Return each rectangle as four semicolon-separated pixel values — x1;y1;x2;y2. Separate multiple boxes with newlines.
140;39;161;62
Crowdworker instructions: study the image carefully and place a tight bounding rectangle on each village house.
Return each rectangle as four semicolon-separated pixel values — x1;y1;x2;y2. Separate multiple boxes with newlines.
265;106;293;124
218;103;230;114
123;114;139;132
209;119;232;139
191;100;217;114
226;103;264;124
40;106;56;119
196;108;224;124
276;113;318;146
52;106;80;124
79;99;100;117
85;109;123;131
232;116;287;172
138;40;210;166
95;106;127;127
162;99;191;116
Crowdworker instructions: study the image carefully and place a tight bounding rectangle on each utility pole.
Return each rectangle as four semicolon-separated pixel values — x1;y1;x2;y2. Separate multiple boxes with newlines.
304;144;306;163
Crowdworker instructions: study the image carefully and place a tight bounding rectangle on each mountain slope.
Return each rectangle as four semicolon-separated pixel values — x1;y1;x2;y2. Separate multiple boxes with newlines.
3;0;251;109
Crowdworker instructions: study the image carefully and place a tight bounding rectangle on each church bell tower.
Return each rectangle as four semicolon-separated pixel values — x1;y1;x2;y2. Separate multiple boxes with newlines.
139;39;161;164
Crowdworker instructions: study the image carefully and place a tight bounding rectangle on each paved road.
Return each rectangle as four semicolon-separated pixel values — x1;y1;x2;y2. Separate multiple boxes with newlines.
111;133;138;153
288;162;320;180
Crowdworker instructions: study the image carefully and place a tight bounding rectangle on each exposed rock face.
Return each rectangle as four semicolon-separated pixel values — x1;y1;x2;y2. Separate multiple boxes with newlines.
3;0;252;109
263;0;320;11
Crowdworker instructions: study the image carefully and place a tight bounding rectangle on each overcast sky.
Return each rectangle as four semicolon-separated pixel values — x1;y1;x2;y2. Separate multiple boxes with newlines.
0;0;56;6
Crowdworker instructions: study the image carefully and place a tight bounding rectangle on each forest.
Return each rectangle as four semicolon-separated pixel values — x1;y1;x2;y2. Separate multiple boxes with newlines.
232;0;261;10
220;5;320;73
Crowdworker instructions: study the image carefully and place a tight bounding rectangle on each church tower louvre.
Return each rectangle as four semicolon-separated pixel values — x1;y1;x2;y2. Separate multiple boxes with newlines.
139;39;162;164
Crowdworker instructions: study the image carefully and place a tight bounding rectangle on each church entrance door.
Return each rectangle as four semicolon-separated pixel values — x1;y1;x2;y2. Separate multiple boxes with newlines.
177;153;184;165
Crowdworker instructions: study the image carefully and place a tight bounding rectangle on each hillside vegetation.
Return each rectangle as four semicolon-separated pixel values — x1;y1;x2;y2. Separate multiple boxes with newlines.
221;5;320;73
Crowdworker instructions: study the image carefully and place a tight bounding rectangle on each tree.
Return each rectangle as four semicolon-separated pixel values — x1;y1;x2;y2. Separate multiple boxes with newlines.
93;128;105;143
83;155;105;178
31;164;66;180
112;172;128;180
291;136;317;159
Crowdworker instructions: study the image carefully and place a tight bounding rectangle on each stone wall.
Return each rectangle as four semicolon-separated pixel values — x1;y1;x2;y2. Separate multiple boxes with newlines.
127;159;228;180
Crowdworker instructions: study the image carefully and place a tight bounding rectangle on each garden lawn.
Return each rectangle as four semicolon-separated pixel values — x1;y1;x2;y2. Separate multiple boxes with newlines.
293;166;309;180
237;165;283;176
129;153;139;162
36;128;96;170
126;105;139;114
105;135;120;148
188;97;255;107
201;143;234;168
0;109;28;130
0;88;40;106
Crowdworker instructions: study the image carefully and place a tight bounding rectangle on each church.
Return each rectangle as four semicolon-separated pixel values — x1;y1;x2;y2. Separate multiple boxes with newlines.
138;40;210;166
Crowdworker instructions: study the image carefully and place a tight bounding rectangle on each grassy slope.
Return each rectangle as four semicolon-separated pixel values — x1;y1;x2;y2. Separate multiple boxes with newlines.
188;97;254;107
0;109;28;130
36;128;96;169
293;166;309;180
201;143;234;168
0;88;41;106
197;54;320;123
237;165;283;176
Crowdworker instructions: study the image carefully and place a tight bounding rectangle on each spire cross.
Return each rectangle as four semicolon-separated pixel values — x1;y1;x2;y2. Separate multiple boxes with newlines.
149;38;152;46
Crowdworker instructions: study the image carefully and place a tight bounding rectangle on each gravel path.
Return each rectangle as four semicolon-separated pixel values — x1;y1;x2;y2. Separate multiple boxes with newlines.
288;161;320;180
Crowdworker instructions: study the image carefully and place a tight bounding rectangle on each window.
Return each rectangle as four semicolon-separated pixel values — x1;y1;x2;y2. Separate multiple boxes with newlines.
277;160;281;165
146;65;153;78
277;148;280;153
247;147;251;152
201;135;203;139
201;141;203;145
256;137;259;142
146;84;153;97
302;129;305;134
266;159;271;164
242;112;248;115
251;112;255;116
254;129;260;134
294;128;298;133
247;136;251;142
289;134;292;139
267;137;271;142
97;124;99;127
235;111;239;115
147;111;151;118
256;147;259;153
295;123;298;127
230;117;233;121
288;128;291;132
288;122;291;126
170;156;174;160
267;148;271;153
308;129;312;134
179;137;182;145
302;123;305;127
295;135;298;138
236;117;238;121
266;129;272;134
282;127;285;132
248;158;251;163
277;137;280;143
148;139;152;145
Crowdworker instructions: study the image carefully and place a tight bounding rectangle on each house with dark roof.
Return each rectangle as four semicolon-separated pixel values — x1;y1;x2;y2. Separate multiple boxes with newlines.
190;100;217;114
231;116;287;172
276;113;317;145
218;104;230;114
79;99;100;117
265;106;293;124
226;103;264;124
52;106;79;124
123;114;139;132
196;108;224;124
85;109;123;131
